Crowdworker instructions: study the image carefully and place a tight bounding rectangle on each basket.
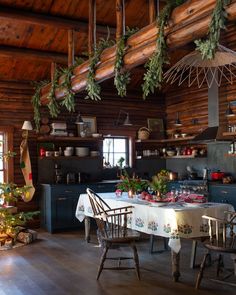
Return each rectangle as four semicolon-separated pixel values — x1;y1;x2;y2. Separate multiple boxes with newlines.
138;127;150;140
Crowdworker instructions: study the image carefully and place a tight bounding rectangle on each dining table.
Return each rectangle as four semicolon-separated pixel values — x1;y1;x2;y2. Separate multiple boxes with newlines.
75;192;234;281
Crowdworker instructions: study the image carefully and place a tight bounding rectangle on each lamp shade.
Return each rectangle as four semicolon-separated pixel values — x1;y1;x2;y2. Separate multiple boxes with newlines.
22;121;33;130
123;114;132;126
75;113;84;125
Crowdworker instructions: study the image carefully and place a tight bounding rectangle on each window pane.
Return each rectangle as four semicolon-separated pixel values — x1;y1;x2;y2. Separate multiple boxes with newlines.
0;160;3;170
114;139;126;152
103;138;114;153
114;153;127;166
0;171;3;183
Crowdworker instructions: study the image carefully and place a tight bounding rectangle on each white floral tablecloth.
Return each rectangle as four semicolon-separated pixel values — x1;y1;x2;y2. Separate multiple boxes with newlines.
75;192;234;253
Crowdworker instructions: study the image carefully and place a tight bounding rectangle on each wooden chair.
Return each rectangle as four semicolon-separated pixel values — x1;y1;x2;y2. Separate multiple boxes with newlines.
195;211;236;289
86;188;141;280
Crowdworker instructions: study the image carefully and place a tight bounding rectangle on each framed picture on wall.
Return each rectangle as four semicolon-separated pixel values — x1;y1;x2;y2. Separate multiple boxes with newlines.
77;116;97;137
147;118;165;139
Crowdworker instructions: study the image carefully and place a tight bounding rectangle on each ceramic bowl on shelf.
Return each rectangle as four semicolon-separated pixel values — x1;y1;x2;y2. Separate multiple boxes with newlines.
181;133;187;138
64;150;73;156
92;133;102;138
76;147;89;157
166;150;176;157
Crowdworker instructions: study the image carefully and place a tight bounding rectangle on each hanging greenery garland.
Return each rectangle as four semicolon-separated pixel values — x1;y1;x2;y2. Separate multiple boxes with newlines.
47;67;60;118
86;32;115;101
195;0;230;60
114;27;138;97
60;57;84;112
31;80;49;132
142;0;185;99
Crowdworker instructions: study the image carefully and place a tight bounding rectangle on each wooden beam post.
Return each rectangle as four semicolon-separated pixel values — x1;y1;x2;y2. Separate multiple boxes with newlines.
149;0;156;24
88;0;96;55
68;29;75;67
51;62;56;82
116;0;125;41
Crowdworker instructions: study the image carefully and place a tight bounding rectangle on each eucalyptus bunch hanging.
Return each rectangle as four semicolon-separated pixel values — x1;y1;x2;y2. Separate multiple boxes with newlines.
60;57;84;112
114;27;138;97
47;67;60;118
142;0;185;99
86;31;115;100
195;0;230;60
31;80;49;132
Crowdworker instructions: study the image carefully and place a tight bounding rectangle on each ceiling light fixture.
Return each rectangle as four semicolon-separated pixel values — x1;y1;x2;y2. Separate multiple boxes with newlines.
75;113;84;125
174;112;182;127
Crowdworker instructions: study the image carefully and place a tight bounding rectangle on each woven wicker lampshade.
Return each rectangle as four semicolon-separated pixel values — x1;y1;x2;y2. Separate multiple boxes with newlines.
164;45;236;88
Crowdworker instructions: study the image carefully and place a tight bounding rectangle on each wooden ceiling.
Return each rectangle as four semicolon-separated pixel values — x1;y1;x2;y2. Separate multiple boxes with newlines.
0;0;167;84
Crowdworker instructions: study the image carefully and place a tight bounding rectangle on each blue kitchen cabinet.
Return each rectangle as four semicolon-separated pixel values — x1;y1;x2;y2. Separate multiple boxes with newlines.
40;181;117;233
208;184;236;209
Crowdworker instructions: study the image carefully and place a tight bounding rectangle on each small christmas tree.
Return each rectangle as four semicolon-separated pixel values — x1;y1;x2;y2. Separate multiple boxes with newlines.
0;151;39;247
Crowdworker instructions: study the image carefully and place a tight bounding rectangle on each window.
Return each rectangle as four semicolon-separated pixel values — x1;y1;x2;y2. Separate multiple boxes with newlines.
0;126;13;183
103;137;130;168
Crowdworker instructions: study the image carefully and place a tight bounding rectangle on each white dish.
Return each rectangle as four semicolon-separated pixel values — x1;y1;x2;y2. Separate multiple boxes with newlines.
184;202;204;207
149;202;167;207
76;147;89;157
92;133;102;138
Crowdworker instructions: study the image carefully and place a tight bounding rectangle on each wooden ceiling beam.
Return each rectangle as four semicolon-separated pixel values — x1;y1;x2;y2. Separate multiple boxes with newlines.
39;0;236;104
0;45;68;64
0;6;116;34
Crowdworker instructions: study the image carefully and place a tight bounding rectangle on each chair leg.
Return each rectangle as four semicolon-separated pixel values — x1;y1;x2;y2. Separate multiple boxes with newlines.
195;253;210;289
97;245;109;280
217;254;224;277
131;243;140;280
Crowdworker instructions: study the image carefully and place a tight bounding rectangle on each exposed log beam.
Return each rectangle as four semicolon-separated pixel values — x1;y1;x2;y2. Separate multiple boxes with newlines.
149;0;157;24
40;0;236;104
0;80;33;90
0;5;116;34
0;45;68;64
68;30;75;66
88;0;96;54
116;0;125;41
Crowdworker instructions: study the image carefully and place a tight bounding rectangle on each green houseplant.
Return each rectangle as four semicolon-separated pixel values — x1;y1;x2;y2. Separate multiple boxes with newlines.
149;170;170;200
116;170;148;197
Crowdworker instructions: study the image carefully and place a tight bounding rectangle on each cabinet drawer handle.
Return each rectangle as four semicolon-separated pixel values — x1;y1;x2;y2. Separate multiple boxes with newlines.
220;190;228;194
58;197;67;201
65;190;73;193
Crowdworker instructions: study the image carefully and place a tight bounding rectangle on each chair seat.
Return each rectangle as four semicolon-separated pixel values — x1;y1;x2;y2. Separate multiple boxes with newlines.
103;229;140;243
205;243;236;254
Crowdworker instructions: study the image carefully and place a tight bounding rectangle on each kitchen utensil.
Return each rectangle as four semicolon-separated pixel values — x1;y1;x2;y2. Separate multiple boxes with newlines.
66;173;76;184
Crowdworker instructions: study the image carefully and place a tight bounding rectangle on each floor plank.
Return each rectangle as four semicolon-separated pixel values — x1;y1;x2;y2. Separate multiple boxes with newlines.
0;229;235;295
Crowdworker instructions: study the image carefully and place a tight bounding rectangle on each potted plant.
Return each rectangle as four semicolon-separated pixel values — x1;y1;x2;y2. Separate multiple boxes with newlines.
149;170;169;200
116;170;148;198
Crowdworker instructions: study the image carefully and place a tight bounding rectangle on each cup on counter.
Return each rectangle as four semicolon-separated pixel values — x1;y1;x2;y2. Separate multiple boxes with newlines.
54;151;60;157
45;151;53;157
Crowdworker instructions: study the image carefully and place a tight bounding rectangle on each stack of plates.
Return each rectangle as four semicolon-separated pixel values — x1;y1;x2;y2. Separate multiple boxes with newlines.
76;147;89;157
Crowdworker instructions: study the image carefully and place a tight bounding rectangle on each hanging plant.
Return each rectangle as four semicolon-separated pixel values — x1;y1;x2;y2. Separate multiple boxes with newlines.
60;57;84;112
114;27;138;97
86;31;115;101
47;67;60;118
31;80;49;132
195;0;230;60
142;0;185;99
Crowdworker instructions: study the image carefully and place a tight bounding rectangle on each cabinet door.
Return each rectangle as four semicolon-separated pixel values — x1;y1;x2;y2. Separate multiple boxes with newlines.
209;185;236;209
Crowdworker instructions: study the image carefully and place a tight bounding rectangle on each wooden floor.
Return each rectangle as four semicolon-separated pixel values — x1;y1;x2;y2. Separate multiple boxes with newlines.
0;229;235;295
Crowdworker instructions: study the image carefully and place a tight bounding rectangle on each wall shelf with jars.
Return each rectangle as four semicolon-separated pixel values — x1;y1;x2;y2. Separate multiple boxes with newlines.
135;139;207;160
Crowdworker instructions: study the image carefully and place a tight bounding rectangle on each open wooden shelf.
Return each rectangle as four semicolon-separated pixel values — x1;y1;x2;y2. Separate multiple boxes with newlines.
37;136;102;142
135;136;195;144
222;132;236;137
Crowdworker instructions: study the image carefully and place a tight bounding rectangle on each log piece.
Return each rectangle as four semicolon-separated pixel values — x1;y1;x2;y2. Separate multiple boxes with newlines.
116;0;125;41
39;0;236;104
68;30;75;67
88;0;96;55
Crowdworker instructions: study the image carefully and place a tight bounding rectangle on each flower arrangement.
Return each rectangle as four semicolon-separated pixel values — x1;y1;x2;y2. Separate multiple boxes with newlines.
149;169;170;199
116;170;148;197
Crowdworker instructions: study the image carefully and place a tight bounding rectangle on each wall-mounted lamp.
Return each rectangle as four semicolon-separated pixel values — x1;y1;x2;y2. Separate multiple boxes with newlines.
21;120;33;138
75;113;84;125
225;102;235;117
174;112;182;127
115;110;132;126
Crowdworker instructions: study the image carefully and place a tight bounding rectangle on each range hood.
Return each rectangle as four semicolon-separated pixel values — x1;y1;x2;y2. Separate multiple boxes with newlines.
192;74;228;143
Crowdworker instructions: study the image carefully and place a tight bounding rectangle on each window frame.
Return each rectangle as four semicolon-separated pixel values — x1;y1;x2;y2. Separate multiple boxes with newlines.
0;126;14;183
103;136;131;168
